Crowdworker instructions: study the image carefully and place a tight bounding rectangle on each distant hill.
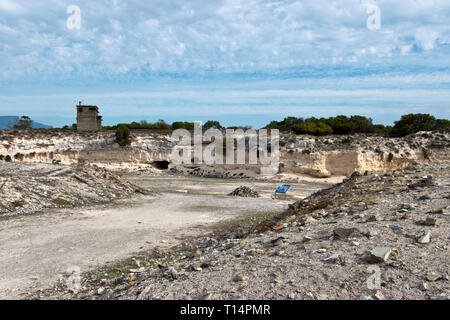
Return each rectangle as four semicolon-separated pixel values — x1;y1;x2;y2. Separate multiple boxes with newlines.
0;116;52;129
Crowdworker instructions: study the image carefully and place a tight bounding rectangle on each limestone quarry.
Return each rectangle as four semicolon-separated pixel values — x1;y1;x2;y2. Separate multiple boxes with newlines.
0;129;448;300
1;129;448;178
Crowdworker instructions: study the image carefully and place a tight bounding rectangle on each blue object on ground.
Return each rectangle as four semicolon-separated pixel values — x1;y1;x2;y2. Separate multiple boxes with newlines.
275;185;291;194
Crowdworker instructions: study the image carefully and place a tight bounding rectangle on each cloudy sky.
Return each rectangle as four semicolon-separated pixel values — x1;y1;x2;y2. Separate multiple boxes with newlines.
0;0;449;128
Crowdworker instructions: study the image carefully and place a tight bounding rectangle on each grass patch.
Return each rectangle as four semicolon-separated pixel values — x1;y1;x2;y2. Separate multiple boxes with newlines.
52;198;71;206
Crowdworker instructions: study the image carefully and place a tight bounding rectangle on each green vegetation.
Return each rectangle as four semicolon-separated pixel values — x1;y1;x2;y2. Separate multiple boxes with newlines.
104;119;235;131
423;148;432;160
226;125;252;130
4;155;11;162
62;124;77;130
104;119;172;131
265;113;449;137
203;120;224;130
292;120;333;136
388;113;450;137
172;121;195;130
115;125;131;146
266;115;383;135
12;116;33;130
52;198;71;206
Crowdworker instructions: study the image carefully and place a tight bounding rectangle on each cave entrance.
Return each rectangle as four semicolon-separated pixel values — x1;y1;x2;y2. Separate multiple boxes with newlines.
152;160;170;170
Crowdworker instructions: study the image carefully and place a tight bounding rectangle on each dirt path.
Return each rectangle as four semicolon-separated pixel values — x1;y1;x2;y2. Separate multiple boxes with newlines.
0;191;289;299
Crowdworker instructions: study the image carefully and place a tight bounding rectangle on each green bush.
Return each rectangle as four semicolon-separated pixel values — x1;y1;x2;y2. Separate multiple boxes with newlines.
203;120;224;130
172;121;195;130
390;113;450;137
423;149;432;160
115;125;131;146
104;119;172;131
52;198;71;206
292;121;333;136
12;116;33;130
266;115;380;135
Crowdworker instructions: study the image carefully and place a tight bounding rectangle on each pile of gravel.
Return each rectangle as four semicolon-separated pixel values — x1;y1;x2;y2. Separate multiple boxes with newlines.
228;186;260;198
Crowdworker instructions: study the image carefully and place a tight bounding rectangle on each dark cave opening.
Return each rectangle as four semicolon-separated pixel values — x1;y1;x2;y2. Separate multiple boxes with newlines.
152;160;170;170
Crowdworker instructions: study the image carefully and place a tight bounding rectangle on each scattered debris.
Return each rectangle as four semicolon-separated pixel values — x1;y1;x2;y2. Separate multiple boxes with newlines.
367;247;392;263
228;186;260;198
416;231;431;244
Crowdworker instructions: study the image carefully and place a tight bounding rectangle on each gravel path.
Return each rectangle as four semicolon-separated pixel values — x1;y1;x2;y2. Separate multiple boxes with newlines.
0;189;288;299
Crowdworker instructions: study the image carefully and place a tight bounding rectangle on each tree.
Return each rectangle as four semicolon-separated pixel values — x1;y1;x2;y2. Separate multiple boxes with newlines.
390;113;439;137
292;121;333;136
12;116;33;130
203;120;223;130
172;121;195;130
115;125;131;146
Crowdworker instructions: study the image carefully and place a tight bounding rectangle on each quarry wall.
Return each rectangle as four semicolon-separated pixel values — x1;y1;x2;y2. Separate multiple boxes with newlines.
0;130;448;178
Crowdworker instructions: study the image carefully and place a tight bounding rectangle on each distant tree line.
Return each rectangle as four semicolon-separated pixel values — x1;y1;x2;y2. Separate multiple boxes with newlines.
103;120;251;132
264;114;450;137
5;114;449;139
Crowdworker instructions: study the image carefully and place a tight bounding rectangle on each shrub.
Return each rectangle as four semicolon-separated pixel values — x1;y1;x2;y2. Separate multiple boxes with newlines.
390;113;450;137
52;198;71;206
203;120;224;130
0;155;3;161
266;115;382;135
423;148;432;160
172;121;195;130
115;125;131;146
292;121;333;136
12;116;33;130
5;155;11;162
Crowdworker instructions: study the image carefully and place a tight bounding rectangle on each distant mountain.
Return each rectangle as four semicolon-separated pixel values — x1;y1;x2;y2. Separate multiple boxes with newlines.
0;116;52;129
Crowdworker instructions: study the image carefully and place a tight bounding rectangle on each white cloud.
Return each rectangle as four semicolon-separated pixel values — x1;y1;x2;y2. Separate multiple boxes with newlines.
0;0;26;14
415;28;439;50
0;0;449;126
0;0;448;81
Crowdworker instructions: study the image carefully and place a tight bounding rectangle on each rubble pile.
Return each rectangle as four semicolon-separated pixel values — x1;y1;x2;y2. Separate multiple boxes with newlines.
0;162;150;216
228;186;260;198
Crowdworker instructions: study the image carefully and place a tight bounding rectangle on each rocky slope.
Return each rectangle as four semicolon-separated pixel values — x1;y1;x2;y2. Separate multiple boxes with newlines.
0;162;149;217
33;161;449;300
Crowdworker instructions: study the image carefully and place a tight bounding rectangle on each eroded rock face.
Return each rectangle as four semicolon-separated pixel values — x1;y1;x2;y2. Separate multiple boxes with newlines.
0;131;174;172
0;130;449;178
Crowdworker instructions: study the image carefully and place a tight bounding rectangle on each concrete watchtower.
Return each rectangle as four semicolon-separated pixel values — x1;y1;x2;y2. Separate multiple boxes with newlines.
76;102;102;132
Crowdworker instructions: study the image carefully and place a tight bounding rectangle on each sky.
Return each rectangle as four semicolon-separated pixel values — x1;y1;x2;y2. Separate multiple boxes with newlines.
0;0;449;128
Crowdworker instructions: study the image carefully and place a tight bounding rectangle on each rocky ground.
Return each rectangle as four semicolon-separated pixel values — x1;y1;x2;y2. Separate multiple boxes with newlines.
279;130;450;155
0;162;148;217
32;161;449;300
